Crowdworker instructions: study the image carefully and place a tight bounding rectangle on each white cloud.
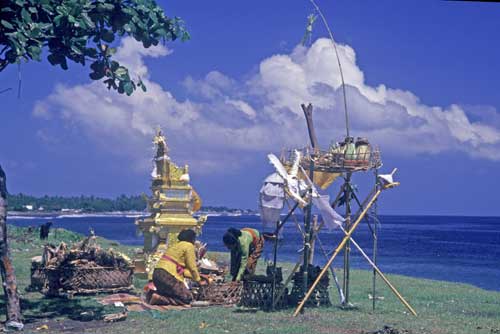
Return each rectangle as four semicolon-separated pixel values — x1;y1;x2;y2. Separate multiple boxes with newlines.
33;37;500;174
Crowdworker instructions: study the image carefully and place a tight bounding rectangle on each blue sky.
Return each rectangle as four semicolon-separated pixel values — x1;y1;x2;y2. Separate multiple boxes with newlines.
2;0;500;215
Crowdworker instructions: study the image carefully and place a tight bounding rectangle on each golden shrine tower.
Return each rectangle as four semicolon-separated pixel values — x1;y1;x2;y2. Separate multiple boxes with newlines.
134;128;207;279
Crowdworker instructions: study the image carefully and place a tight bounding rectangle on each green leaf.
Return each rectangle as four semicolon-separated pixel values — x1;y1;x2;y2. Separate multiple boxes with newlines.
27;45;42;61
80;12;95;29
30;27;41;38
1;20;14;30
138;79;147;92
104;78;117;90
84;48;98;58
89;71;105;80
6;49;17;62
70;45;83;55
123;81;134;95
90;60;104;72
60;57;68;70
101;30;114;43
114;66;128;78
47;53;62;65
123;23;132;32
38;23;52;31
21;8;31;23
54;14;63;25
182;31;191;41
8;36;22;53
97;3;114;11
110;61;119;71
105;47;116;56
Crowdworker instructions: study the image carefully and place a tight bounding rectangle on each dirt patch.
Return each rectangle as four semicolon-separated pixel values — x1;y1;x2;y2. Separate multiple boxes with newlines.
23;318;110;333
363;326;412;334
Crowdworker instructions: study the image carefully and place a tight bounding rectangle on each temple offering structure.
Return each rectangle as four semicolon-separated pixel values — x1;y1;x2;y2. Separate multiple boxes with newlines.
134;129;207;279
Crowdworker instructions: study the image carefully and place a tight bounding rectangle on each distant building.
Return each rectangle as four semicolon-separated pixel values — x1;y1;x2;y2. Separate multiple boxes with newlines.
24;205;33;211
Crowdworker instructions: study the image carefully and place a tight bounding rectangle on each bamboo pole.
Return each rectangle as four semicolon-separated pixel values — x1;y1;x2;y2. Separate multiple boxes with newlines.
271;218;279;310
372;169;379;311
273;260;302;309
316;235;345;304
309;215;318;264
301;159;315;307
270;201;300;310
347;235;417;316
293;184;390;317
343;173;352;305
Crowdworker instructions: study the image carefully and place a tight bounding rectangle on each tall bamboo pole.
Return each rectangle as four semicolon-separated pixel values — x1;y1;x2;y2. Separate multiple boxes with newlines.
344;233;417;316
343;173;352;306
309;0;350;138
372;169;379;311
309;215;318;264
316;235;345;304
271;218;279;311
301;159;315;309
273;261;301;309
294;185;387;317
271;201;300;309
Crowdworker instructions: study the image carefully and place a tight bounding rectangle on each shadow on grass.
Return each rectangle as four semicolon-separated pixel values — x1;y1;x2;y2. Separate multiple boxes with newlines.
0;295;110;324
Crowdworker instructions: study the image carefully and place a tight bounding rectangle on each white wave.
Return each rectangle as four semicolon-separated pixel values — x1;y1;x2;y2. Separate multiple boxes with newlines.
125;214;146;218
7;215;55;220
55;212;146;219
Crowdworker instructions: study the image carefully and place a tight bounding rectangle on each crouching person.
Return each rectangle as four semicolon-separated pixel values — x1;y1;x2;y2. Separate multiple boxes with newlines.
148;229;204;305
223;227;264;282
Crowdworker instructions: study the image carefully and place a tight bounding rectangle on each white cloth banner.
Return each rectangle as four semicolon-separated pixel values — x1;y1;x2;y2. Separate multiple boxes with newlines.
312;195;345;231
259;173;285;227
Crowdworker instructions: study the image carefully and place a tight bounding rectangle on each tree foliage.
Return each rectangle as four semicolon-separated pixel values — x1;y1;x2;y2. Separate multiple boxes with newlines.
0;0;189;95
7;193;255;214
8;193;148;212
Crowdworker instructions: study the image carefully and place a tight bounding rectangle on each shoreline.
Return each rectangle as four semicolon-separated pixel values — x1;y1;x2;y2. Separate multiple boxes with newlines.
9;211;500;219
7;210;254;219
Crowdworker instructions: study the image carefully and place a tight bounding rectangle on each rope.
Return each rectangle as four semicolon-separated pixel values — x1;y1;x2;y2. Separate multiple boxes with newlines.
309;0;350;137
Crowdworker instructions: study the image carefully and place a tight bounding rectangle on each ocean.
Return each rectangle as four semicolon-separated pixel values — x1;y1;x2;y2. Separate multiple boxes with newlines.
7;214;500;291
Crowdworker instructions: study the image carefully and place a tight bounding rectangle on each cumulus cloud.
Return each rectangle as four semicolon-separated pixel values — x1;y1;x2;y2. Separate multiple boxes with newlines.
33;37;500;174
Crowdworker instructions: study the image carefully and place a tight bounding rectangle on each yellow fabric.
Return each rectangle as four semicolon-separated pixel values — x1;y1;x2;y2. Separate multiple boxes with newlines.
155;241;201;282
314;171;340;190
297;169;339;190
192;188;202;212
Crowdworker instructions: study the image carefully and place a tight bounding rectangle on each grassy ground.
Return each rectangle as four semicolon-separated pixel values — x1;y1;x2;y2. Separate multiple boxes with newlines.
1;226;499;334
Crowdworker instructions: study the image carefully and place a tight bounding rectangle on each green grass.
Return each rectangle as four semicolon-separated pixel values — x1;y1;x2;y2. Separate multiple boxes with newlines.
2;226;499;334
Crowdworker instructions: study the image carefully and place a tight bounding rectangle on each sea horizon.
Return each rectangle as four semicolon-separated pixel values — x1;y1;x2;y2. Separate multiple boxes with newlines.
7;210;500;219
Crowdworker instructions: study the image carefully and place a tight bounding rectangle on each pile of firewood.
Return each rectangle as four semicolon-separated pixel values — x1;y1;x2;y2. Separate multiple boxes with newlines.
42;235;131;270
29;233;133;296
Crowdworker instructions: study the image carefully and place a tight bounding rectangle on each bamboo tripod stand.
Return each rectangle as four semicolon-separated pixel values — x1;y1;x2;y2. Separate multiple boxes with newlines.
293;178;418;316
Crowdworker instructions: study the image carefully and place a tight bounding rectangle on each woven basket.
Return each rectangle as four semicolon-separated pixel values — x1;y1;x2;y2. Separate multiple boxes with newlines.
45;266;133;295
240;281;288;310
197;282;243;305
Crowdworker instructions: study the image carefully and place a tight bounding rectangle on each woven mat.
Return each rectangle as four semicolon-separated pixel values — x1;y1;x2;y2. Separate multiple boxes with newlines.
96;293;191;312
